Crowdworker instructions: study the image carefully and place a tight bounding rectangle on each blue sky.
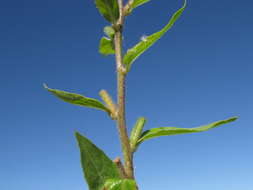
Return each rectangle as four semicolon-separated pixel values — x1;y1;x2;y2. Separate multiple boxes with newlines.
0;0;252;189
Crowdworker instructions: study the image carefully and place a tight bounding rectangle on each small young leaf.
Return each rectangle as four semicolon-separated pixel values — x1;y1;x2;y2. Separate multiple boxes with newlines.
104;26;115;38
129;117;146;152
123;0;187;72
44;84;111;114
95;0;119;23
132;0;150;9
137;116;238;145
103;178;137;190
99;37;115;55
75;132;120;190
125;0;150;15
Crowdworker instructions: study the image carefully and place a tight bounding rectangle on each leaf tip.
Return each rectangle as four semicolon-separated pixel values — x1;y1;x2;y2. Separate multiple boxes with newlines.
139;116;147;121
181;0;187;8
75;131;81;139
43;83;49;89
230;116;239;122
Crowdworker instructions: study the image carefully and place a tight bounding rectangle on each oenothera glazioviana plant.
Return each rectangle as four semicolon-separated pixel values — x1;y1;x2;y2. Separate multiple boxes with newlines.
44;0;238;189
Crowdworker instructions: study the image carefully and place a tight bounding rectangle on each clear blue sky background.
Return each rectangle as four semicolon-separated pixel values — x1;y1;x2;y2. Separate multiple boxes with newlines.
0;0;252;189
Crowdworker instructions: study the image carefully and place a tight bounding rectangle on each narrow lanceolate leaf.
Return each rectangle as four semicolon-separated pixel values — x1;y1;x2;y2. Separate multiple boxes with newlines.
137;116;238;145
44;84;111;114
95;0;119;23
99;37;115;55
123;0;187;72
129;117;146;152
103;179;137;190
132;0;150;9
75;132;120;190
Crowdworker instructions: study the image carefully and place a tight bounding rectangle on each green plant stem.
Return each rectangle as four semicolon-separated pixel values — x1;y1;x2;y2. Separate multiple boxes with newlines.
116;69;134;179
114;0;134;179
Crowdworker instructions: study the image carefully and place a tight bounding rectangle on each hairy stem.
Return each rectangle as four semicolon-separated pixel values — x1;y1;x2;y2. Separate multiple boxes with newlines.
114;0;134;179
116;70;134;179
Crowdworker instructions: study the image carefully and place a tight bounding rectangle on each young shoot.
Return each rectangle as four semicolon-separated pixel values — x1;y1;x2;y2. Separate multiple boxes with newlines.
44;0;238;189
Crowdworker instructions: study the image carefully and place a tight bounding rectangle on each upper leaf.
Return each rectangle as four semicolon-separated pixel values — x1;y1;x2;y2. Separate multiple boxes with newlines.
95;0;119;23
137;116;238;145
99;37;115;55
103;178;137;190
75;132;120;190
132;0;150;9
44;84;111;114
123;0;187;72
125;0;150;15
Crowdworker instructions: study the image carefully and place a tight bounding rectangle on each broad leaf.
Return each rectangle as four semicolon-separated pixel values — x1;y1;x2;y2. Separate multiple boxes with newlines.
132;0;150;9
129;117;146;152
123;0;187;72
95;0;119;23
99;37;115;55
137;116;238;145
75;132;120;190
44;84;111;114
103;179;137;190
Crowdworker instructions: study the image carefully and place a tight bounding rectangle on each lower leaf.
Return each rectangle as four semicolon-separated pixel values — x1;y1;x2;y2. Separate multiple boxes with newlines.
75;132;120;190
103;179;137;190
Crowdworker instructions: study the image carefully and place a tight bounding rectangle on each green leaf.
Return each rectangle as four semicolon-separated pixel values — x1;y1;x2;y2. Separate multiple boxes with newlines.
137;116;238;145
99;37;115;55
132;0;150;9
104;26;115;38
129;117;146;152
75;132;120;190
44;84;111;114
103;179;137;190
125;0;150;15
123;0;187;72
95;0;119;23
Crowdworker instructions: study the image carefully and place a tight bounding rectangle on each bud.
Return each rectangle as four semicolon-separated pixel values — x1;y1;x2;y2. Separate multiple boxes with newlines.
99;90;118;119
130;117;146;152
